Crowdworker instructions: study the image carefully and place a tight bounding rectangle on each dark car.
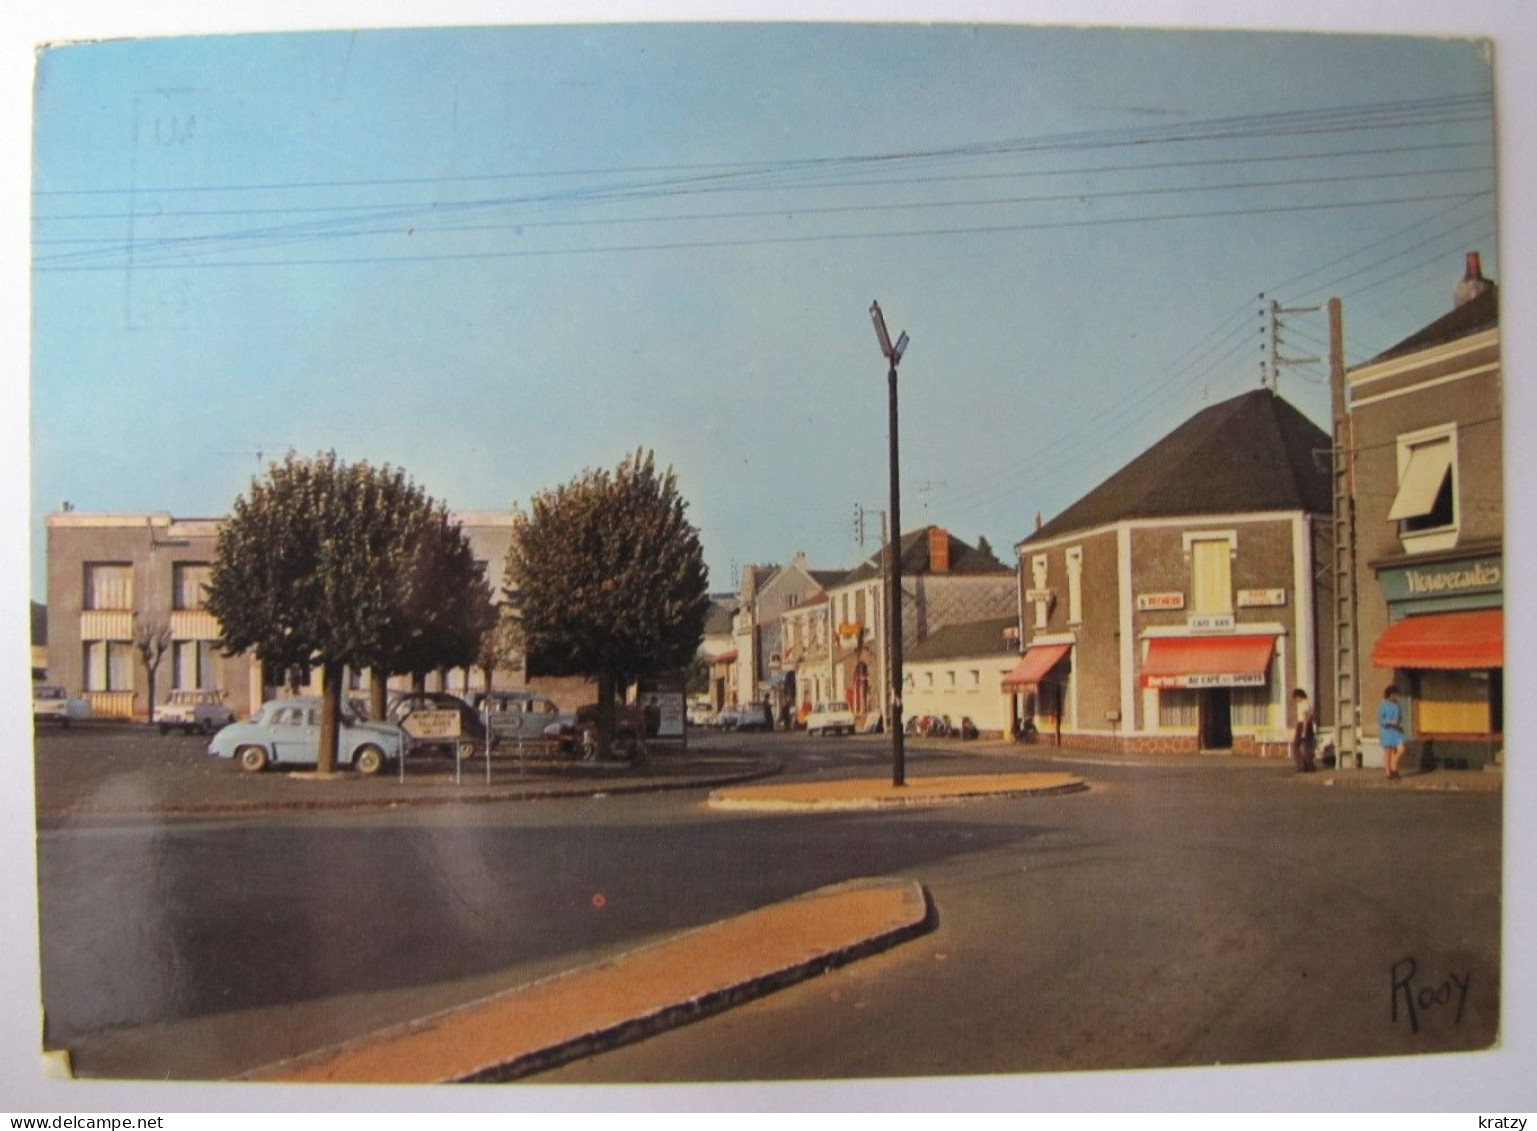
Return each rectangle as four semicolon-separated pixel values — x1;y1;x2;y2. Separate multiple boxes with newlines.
385;691;487;757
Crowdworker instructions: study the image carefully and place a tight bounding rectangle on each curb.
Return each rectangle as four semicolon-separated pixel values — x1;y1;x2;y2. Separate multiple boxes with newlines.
43;757;784;822
707;771;1088;812
245;876;934;1084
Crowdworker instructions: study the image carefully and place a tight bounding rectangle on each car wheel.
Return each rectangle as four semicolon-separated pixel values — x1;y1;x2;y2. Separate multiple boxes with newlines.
237;745;269;773
457;740;478;761
202;717;218;735
354;744;386;775
158;724;171;736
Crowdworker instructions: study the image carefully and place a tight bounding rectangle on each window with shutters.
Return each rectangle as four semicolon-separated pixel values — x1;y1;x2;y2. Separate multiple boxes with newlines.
1188;537;1234;615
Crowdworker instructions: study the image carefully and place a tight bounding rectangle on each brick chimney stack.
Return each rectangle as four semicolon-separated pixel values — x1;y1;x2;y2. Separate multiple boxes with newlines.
1454;251;1494;308
928;527;951;573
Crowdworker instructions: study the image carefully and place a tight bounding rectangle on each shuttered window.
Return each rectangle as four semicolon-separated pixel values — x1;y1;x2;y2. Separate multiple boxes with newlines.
1416;670;1491;734
1191;539;1233;614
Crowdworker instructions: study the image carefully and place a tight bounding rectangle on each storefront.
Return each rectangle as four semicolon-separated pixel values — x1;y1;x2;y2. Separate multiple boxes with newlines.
1140;634;1278;752
1371;553;1502;768
1002;642;1072;743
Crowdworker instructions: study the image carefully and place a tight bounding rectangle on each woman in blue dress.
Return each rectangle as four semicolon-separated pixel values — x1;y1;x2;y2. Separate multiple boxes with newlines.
1378;684;1407;779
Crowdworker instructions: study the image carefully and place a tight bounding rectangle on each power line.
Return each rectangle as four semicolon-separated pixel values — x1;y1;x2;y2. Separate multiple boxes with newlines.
32;189;1491;273
33;90;1491;199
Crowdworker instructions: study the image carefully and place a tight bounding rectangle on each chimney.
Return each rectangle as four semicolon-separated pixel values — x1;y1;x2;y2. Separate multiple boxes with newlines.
792;551;808;572
1034;512;1043;532
1454;251;1494;308
741;565;759;602
928;527;951;573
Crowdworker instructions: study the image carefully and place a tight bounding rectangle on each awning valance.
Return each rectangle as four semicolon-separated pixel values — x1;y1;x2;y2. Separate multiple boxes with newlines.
1002;643;1071;689
1372;609;1503;670
1140;635;1276;689
711;649;738;665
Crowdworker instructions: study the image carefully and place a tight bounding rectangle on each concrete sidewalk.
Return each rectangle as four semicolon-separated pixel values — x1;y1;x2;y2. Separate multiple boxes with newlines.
246;877;932;1084
708;771;1088;811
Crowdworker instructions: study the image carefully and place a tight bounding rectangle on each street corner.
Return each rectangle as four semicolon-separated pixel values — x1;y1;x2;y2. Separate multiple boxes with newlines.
705;770;1088;812
243;876;932;1085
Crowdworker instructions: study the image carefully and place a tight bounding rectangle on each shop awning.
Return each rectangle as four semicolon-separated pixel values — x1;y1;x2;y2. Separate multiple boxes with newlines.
1002;643;1071;689
1140;635;1275;689
711;650;738;665
1372;609;1503;670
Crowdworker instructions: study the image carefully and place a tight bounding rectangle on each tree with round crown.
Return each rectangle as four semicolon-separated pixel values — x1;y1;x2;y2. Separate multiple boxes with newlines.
207;452;492;772
509;449;710;760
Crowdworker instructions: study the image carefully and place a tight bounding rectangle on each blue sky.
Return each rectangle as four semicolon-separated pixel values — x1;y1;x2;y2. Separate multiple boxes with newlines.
24;19;1501;599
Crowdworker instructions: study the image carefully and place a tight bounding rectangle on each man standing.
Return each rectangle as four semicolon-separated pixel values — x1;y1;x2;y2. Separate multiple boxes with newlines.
1291;688;1317;773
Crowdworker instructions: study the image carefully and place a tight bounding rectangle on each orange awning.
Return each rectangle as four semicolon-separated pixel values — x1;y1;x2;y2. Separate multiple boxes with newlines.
1372;609;1503;670
1140;635;1275;689
711;650;738;665
1002;643;1071;689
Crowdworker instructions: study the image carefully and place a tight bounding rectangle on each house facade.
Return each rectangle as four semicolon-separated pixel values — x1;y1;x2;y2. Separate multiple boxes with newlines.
1011;390;1334;756
902;615;1020;735
45;507;519;720
827;526;1015;728
1346;254;1503;769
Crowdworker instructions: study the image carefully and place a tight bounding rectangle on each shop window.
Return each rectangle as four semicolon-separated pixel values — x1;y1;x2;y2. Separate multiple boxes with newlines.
1158;689;1199;729
1231;685;1272;728
1390;427;1458;550
1415;669;1492;734
84;563;133;611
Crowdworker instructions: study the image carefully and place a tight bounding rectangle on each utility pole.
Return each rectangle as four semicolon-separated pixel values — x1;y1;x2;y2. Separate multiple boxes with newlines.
1268;299;1322;395
1327;296;1361;768
870;301;909;787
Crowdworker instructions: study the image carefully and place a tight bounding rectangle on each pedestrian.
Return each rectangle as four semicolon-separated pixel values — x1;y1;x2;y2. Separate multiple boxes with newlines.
1291;688;1317;772
1378;684;1407;779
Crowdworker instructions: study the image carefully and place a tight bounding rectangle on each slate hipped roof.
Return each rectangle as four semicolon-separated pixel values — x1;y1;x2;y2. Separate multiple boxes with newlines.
906;616;1019;664
838;526;1010;586
1367;285;1498;365
1020;389;1332;547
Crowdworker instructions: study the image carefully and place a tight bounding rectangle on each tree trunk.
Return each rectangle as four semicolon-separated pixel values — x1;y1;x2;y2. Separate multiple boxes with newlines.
411;671;427;694
318;661;343;775
369;667;388;721
597;667;616;761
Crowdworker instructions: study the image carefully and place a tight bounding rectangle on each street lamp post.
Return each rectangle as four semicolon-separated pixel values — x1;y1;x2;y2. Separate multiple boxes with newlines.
870;301;909;787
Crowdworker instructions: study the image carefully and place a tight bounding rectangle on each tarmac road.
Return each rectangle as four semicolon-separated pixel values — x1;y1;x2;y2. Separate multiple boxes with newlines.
32;727;1502;1084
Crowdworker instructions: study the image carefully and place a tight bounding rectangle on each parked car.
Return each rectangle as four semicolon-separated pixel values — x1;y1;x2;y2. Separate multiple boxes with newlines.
805;700;856;736
32;685;90;728
544;702;646;760
154;688;237;735
386;691;487;757
208;697;409;774
714;706;741;731
686;700;716;727
468;690;562;748
734;701;774;732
